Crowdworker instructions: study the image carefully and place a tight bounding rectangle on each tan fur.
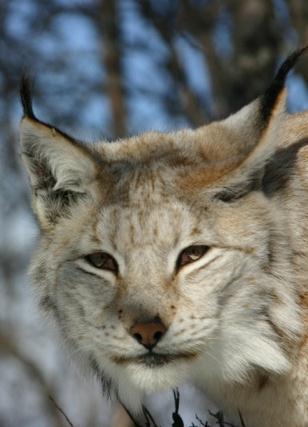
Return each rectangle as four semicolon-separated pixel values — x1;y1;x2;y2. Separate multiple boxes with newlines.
20;82;308;426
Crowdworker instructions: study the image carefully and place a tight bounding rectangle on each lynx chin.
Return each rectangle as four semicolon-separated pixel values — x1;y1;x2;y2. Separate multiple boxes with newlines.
20;49;308;427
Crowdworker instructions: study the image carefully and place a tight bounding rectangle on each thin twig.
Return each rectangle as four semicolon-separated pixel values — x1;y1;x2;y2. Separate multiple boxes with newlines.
238;411;247;427
138;0;209;126
172;388;184;427
49;396;74;427
120;401;143;427
0;332;64;427
142;404;160;427
195;413;209;427
208;410;236;427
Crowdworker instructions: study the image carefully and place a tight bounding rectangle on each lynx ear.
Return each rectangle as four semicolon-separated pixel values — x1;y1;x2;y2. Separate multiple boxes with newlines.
214;47;308;201
20;78;98;228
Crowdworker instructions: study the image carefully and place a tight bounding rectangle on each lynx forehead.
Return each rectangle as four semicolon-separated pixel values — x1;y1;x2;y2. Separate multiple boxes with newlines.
20;49;308;427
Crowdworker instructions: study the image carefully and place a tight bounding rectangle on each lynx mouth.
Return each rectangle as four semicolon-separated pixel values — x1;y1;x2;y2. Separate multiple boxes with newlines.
136;352;175;367
112;351;197;367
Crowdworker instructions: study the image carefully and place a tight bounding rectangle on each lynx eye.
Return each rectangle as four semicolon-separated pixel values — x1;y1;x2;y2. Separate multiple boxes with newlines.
84;252;118;273
176;245;209;270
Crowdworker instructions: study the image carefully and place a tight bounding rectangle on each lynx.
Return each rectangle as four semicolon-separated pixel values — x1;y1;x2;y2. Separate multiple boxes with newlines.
20;49;308;427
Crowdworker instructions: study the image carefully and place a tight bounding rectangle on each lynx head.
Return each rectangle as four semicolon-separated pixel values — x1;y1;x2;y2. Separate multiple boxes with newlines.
20;50;305;411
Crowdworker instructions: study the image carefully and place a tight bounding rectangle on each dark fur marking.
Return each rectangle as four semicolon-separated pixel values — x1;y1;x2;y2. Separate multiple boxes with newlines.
88;356;112;398
265;231;276;271
39;295;62;321
20;75;83;145
214;173;261;202
33;262;47;283
266;314;286;342
37;190;87;225
25;142;89;223
101;375;112;398
261;47;308;124
39;120;81;146
71;298;86;319
257;373;269;391
214;49;308;204
216;138;308;203
40;295;54;311
263;138;308;196
217;274;244;310
89;355;101;377
20;74;36;119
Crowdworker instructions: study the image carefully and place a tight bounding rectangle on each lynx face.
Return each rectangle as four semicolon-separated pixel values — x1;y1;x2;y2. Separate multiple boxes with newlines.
20;50;306;414
33;162;289;409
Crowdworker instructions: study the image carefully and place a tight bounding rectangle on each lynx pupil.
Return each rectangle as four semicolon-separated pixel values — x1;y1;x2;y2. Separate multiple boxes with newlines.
177;245;209;269
85;252;118;273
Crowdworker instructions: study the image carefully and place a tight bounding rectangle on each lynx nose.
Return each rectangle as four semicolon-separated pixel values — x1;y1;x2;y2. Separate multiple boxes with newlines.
130;317;167;350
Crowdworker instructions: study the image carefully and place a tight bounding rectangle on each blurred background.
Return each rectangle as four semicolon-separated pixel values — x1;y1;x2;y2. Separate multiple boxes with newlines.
0;1;308;426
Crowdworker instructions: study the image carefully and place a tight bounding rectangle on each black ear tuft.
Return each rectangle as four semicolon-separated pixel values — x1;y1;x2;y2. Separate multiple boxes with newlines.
20;74;36;119
260;46;308;124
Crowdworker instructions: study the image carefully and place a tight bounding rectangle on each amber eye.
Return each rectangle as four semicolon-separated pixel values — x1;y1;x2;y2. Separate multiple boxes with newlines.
176;245;209;270
85;252;118;273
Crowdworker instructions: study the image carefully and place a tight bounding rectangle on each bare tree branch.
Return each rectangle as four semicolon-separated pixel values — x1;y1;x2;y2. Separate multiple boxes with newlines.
138;0;209;126
0;333;66;427
100;0;127;137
